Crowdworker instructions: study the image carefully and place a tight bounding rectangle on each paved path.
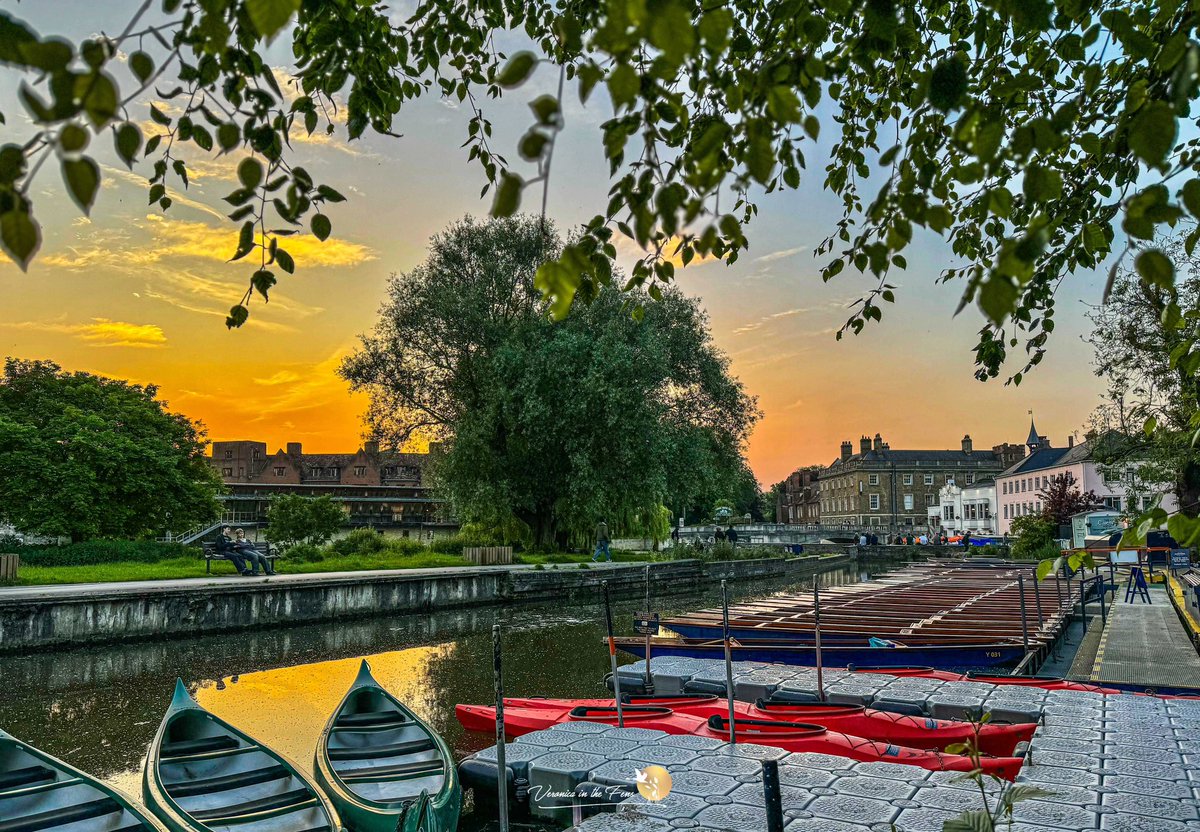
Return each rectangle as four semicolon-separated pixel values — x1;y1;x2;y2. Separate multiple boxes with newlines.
1089;585;1200;688
0;560;635;602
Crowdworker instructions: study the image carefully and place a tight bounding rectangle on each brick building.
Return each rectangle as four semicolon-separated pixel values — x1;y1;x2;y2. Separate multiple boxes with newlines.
776;467;821;525
208;439;453;534
819;433;1025;529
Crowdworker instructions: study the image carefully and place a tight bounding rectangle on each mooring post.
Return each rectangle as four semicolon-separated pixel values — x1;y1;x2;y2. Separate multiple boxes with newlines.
644;565;653;690
602;581;625;728
1079;568;1088;633
813;575;825;701
720;579;737;743
1032;569;1044;626
493;623;510;832
762;759;784;832
1017;573;1031;658
1098;570;1107;623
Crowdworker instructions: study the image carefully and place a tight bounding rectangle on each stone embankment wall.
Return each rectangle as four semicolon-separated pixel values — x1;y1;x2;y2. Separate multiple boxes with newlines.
0;554;850;653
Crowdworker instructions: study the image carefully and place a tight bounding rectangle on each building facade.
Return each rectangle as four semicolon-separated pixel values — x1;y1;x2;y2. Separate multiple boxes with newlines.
928;477;998;536
819;433;1024;529
995;424;1177;535
208;439;453;535
776;467;821;525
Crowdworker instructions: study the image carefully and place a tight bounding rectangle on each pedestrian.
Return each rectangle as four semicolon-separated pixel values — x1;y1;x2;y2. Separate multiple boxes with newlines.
962;530;972;548
593;518;612;562
671;525;680;545
726;524;738;550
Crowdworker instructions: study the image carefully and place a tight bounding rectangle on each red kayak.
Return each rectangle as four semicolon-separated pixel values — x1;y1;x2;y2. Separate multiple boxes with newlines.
480;695;1034;757
455;703;1025;779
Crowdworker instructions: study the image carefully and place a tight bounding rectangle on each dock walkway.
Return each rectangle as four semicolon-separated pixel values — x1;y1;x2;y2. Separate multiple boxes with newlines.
1089;585;1200;688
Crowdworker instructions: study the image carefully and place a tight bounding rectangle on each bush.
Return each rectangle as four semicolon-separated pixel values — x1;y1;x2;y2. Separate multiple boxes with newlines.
1010;515;1058;560
0;533;23;552
385;536;428;556
330;528;390;558
17;540;193;567
282;543;325;563
429;534;467;555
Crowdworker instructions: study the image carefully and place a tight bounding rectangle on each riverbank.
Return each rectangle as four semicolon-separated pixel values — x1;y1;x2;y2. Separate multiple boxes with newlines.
0;553;851;653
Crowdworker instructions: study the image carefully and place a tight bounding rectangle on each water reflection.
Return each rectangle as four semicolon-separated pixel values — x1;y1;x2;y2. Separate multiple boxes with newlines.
0;566;860;828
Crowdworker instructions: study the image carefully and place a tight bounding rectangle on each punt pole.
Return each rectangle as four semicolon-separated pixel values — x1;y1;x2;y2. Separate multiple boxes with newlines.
602;581;625;728
1032;569;1044;626
762;759;784;832
1017;574;1031;659
813;575;825;701
644;565;653;690
720;579;737;743
493;623;510;832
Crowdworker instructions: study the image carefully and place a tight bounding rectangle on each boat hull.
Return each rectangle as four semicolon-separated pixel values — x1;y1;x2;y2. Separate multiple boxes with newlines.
616;638;1027;670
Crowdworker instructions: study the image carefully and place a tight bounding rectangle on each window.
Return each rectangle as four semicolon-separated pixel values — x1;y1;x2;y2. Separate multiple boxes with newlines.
1003;505;1009;519
222;467;233;476
1103;496;1122;510
252;448;261;459
924;474;934;485
868;474;879;485
354;466;366;477
224;449;233;459
903;473;913;485
903;494;914;510
274;467;285;477
869;494;880;510
1141;495;1153;511
965;473;974;484
925;494;937;506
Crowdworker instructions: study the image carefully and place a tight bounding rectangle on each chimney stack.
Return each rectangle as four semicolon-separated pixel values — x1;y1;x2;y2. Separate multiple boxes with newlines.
286;442;302;456
364;439;380;455
962;434;973;454
1068;435;1074;448
873;433;884;452
840;440;853;461
860;435;872;454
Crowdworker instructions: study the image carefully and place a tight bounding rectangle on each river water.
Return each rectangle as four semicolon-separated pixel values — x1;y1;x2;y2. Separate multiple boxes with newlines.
0;565;863;829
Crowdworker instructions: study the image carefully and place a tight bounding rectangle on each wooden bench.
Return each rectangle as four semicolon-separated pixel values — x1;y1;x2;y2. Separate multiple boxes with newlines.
200;541;279;574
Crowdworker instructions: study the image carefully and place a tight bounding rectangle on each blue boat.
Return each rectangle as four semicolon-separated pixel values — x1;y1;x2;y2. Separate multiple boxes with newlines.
613;637;1027;670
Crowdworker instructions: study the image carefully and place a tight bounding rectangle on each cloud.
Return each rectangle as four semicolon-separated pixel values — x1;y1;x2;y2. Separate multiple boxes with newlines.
612;233;721;270
4;318;167;348
732;307;809;335
100;164;227;220
753;245;807;264
254;370;301;386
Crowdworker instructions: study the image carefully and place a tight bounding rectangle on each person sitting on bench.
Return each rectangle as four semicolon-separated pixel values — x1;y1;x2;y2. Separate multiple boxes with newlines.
215;526;251;575
234;528;276;576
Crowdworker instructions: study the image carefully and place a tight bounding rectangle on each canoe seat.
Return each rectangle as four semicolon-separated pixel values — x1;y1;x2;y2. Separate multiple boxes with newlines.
338;759;444;782
0;766;55;792
334;711;409;730
189;787;313;821
166;763;289;798
328;739;434;761
0;796;118;832
161;735;239;759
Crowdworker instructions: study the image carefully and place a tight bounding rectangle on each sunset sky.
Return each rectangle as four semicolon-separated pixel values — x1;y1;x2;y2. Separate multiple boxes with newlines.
0;3;1113;486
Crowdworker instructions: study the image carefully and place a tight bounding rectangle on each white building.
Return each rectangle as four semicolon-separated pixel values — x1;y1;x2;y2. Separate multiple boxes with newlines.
927;476;998;536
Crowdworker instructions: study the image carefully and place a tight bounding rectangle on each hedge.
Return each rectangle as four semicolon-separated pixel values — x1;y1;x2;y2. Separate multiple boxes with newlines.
14;540;195;567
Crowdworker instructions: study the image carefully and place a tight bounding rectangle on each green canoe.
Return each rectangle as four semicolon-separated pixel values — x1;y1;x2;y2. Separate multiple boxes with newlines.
143;679;342;832
314;660;461;832
0;728;165;832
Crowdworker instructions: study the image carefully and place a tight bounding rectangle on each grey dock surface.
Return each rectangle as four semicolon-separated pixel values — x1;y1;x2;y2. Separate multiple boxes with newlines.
1089;585;1200;688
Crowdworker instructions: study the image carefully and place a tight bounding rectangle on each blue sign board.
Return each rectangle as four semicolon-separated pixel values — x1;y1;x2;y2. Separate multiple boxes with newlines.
1170;549;1192;570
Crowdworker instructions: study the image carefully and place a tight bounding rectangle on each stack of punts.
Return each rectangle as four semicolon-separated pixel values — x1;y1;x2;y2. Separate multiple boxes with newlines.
625;561;1089;669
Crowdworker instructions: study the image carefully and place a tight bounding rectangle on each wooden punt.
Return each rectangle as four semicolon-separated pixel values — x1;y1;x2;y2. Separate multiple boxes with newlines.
143;680;341;832
0;729;164;832
314;660;460;832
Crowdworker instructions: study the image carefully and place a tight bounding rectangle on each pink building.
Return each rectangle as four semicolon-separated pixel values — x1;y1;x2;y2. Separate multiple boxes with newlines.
995;421;1176;535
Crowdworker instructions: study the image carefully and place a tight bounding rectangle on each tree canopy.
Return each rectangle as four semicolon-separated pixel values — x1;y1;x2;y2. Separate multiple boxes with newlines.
0;358;223;541
340;215;760;547
265;493;345;549
3;0;1198;380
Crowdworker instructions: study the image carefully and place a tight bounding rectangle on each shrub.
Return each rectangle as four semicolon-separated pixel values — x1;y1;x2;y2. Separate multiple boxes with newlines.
282;543;325;563
18;540;193;567
0;533;23;552
385;536;428;556
1010;515;1058;560
429;534;467;555
330;528;390;558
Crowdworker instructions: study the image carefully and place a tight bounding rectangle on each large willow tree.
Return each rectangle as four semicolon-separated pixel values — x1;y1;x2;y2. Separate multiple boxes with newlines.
340;216;759;547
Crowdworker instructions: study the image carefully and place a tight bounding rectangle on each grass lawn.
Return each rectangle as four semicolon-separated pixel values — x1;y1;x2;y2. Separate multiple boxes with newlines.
8;550;654;586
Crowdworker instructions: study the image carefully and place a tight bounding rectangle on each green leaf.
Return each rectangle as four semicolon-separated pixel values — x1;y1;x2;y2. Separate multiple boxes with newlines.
1128;100;1177;167
1181;178;1200;218
0;208;40;270
275;247;295;274
518;129;549;161
251;268;276;300
495;51;537;88
648;1;696;64
217;122;240;152
929;55;969;111
129;51;154;83
1135;249;1175;290
245;0;300;38
607;64;639;111
81;72;118;129
491;171;522;217
61;156;100;214
942;809;996;832
316;184;346;203
114;122;141;168
231;221;255;261
238;158;264;190
979;276;1018;324
226;304;249;329
311;213;331;241
1023;164;1063;203
1082;222;1107;254
149;104;171;127
59;123;89;153
529;94;560;126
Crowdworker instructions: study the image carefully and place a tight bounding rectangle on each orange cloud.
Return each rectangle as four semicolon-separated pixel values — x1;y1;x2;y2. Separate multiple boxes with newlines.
5;318;167;348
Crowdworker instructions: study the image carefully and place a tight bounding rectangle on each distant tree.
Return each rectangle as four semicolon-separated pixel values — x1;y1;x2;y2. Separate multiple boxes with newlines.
1009;514;1058;561
342;216;759;548
0;358;222;542
1036;474;1103;528
266;494;344;550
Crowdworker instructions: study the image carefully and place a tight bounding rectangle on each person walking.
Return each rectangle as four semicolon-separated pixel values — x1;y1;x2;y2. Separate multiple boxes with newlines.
593;518;612;562
726;524;738;550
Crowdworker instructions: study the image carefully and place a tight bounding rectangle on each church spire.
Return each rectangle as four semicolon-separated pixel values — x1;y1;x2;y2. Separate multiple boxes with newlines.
1026;411;1041;449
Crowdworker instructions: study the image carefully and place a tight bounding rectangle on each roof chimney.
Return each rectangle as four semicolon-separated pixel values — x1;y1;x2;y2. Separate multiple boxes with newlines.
860;435;872;454
364;439;379;455
962;434;973;454
840;440;853;462
1067;435;1074;448
873;433;884;452
286;442;303;456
